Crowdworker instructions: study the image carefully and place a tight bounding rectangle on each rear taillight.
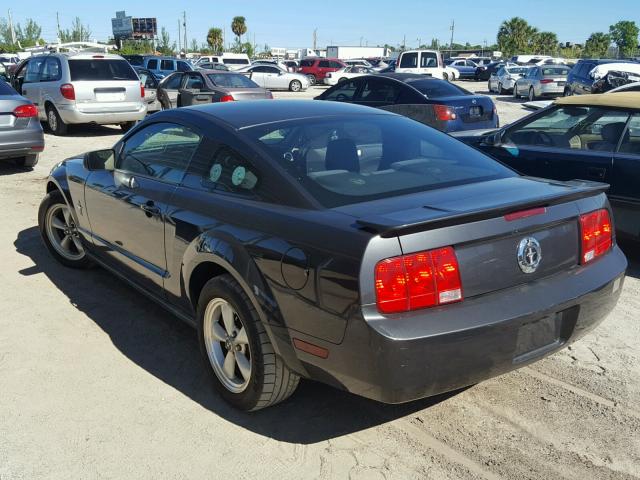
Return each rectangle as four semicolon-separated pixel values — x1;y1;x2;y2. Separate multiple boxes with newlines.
433;104;457;121
140;83;145;98
13;104;38;118
540;79;554;84
219;94;235;102
267;91;274;99
60;83;75;100
375;246;463;314
580;209;612;264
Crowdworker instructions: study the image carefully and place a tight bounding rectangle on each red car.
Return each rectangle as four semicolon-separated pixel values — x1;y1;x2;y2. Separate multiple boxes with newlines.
298;57;346;85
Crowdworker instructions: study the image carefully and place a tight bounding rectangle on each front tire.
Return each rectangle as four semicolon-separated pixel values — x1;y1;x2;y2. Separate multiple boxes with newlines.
528;87;536;101
197;275;299;411
306;74;316;86
289;80;302;92
443;72;449;81
498;82;505;94
46;105;68;136
513;85;519;98
38;190;93;269
120;121;136;132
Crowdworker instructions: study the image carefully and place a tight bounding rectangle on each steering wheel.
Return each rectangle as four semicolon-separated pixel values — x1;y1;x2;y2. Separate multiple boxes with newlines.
534;131;554;146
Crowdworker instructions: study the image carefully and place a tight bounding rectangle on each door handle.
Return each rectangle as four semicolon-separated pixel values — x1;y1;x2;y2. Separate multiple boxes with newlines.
140;201;160;217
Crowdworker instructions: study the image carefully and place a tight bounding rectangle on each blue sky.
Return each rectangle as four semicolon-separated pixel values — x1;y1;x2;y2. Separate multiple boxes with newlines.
5;1;639;49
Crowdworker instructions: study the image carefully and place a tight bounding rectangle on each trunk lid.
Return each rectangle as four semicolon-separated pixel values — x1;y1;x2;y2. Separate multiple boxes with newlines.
430;95;495;124
227;88;272;100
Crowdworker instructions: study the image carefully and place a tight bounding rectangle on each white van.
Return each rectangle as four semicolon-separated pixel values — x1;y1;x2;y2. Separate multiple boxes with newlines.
197;53;250;71
395;50;446;79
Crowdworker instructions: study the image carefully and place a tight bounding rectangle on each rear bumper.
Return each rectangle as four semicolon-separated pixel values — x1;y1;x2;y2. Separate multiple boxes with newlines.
538;84;565;96
0;121;45;159
293;246;626;403
57;103;147;125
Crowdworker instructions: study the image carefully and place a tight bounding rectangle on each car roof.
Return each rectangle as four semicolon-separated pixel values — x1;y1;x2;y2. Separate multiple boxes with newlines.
187;99;394;129
555;92;640;109
375;73;441;83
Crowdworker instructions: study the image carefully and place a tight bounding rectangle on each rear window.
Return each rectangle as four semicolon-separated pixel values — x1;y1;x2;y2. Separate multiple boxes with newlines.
69;59;138;81
542;67;570;76
407;79;470;97
207;73;258;88
299;59;315;67
399;52;418;68
222;58;250;65
245;115;513;207
0;81;17;95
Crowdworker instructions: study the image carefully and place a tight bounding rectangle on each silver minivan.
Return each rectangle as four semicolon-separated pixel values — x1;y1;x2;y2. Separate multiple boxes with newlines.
11;52;146;135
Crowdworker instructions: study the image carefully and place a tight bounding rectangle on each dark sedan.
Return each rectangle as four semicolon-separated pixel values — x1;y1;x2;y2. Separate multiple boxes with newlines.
157;70;272;109
316;73;498;132
453;92;640;241
38;100;626;411
475;61;507;81
0;81;44;168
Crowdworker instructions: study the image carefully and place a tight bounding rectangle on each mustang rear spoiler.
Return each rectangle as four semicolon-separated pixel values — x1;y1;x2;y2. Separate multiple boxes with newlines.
357;179;609;238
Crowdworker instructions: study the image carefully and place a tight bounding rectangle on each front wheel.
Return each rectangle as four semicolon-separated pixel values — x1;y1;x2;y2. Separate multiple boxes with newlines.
498;82;505;94
563;87;572;97
38;190;93;269
513;85;519;98
487;80;492;93
289;80;302;92
120;121;137;132
443;72;449;81
306;74;316;86
197;275;299;411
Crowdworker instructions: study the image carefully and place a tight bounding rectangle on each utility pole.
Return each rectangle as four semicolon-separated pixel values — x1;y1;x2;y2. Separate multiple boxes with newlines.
402;34;406;50
183;11;187;55
359;36;363;47
449;20;455;54
8;9;16;45
313;28;317;50
178;19;182;53
56;12;61;42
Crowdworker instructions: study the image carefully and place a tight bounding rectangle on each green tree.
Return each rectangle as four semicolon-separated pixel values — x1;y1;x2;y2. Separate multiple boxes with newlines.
190;38;199;52
206;27;224;54
609;20;639;58
535;31;559;55
22;19;42;46
157;27;173;55
497;17;538;57
584;32;611;58
231;16;247;43
60;17;91;43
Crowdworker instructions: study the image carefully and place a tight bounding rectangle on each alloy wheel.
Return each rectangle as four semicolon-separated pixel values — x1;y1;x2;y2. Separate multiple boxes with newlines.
48;109;57;132
203;298;252;393
45;203;85;261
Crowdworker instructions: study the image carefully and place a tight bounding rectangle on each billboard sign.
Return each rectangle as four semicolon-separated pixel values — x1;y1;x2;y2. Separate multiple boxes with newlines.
111;11;133;39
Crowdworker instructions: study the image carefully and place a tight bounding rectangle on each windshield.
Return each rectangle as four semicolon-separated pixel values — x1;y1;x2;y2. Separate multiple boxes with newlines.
222;58;250;65
245;115;513;207
407;79;471;97
207;73;259;88
69;59;138;81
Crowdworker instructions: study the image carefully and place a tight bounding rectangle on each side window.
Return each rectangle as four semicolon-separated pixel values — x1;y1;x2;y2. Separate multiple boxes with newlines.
358;78;400;103
619;115;640;155
177;61;191;72
252;66;268;73
185;144;261;196
162;73;183;89
118;122;201;183
420;53;437;68
161;59;174;70
496;68;505;76
586;111;631;151
330;61;343;69
185;73;204;89
323;80;359;101
318;60;331;68
25;57;45;83
265;67;280;74
40;58;61;82
147;59;158;69
399;52;418;68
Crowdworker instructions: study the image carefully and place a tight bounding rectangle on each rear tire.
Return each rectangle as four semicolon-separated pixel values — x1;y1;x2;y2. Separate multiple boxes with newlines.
197;275;299;411
528;87;536;101
513;85;519;98
46;105;68;136
289;80;302;92
498;82;505;95
443;72;449;81
38;190;93;269
13;154;39;168
563;87;572;97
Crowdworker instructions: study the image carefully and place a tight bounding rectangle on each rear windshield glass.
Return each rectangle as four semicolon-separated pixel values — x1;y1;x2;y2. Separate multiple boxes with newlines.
245;115;513;207
407;79;470;97
69;59;138;81
506;67;529;74
0;81;17;95
207;73;258;88
541;67;570;76
222;58;249;65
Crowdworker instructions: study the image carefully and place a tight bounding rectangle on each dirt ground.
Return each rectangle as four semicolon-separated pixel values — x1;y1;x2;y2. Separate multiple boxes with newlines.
0;84;638;480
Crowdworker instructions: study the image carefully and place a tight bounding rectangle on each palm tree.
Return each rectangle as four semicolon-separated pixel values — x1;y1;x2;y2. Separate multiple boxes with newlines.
497;17;538;57
535;31;559;55
231;16;247;43
207;27;224;54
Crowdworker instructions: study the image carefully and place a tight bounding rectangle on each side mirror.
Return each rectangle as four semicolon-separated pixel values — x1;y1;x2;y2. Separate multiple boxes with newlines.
84;149;115;171
481;130;503;147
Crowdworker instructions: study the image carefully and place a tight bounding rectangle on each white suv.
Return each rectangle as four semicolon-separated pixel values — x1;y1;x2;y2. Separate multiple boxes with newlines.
11;52;146;135
394;49;447;80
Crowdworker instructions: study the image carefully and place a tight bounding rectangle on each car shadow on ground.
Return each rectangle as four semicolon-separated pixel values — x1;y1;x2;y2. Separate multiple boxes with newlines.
0;162;33;175
43;123;123;138
14;226;462;444
620;241;640;278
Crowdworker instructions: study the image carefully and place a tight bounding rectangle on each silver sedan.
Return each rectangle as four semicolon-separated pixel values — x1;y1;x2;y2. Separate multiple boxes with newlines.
514;65;571;101
237;65;309;92
0;81;44;168
488;66;529;94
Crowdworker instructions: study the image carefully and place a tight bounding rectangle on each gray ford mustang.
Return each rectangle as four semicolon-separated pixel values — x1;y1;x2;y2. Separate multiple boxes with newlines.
38;100;626;410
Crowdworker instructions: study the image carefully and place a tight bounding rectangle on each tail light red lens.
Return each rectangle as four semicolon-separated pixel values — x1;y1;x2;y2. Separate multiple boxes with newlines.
13;104;38;118
433;104;457;121
140;83;145;98
375;246;463;314
540;79;554;84
60;83;75;100
219;94;235;102
580;209;612;264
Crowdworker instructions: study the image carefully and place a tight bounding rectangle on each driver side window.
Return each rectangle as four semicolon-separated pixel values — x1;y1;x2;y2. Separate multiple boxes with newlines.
323;80;359;101
118;122;201;184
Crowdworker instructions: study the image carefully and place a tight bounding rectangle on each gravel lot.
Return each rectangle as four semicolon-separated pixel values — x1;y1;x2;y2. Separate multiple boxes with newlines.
1;83;638;480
